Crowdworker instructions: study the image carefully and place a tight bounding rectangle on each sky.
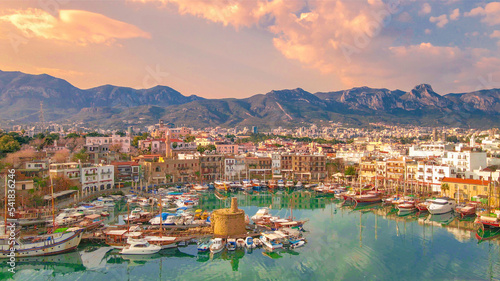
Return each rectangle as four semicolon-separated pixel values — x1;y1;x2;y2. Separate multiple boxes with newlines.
0;0;499;99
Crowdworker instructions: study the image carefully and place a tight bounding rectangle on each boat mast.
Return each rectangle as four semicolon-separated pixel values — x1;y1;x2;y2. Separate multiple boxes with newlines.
50;177;55;230
127;202;130;233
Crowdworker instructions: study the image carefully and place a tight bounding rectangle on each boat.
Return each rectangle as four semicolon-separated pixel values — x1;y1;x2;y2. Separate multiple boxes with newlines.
268;180;277;189
295;181;303;189
353;191;383;204
251;208;270;222
245;237;256;249
417;200;430;212
260;232;283;250
197;238;212;252
227;239;237;251
290;240;305;249
253;238;262;247
119;239;162;255
428;197;456;214
456;202;479;218
0;227;84;258
277;180;285;189
236;238;245;248
193;184;209;192
78;214;104;231
144;235;178;249
397;201;417;213
209;238;225;253
285;180;294;188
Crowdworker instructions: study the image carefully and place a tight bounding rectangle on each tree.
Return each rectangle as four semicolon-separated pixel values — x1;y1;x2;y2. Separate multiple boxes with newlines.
344;166;357;176
72;148;90;162
184;135;196;143
65;133;80;139
0;135;21;154
441;183;450;196
115;131;126;137
52;150;70;163
172;142;178;149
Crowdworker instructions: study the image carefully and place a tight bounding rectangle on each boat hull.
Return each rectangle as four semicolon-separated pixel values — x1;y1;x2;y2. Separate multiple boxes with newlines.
0;229;83;258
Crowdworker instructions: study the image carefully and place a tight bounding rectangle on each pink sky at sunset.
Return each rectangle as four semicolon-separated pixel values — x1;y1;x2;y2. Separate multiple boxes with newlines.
1;0;499;98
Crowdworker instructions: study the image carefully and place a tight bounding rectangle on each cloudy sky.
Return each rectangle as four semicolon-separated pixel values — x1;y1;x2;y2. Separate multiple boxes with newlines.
0;0;499;98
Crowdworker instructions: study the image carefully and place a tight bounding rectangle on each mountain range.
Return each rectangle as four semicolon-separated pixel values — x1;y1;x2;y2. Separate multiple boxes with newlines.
1;70;499;129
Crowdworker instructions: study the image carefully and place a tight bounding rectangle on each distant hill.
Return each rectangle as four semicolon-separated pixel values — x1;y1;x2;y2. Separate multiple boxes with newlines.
0;70;499;129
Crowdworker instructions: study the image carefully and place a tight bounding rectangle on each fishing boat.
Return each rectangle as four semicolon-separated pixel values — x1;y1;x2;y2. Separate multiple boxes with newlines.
227;239;237;251
285;180;294;188
209;238;225;253
456;202;479;218
236;238;245;248
277;180;285;189
245;237;256;249
428;197;456;214
253;238;263;247
119;239;161;255
260;232;283;251
290;240;305;249
268;180;277;189
197;238;212;252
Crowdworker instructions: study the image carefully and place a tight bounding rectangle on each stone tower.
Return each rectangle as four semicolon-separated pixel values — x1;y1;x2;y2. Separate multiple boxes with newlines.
212;197;246;237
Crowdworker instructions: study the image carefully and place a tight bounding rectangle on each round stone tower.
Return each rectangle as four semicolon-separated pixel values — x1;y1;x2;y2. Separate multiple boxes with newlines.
212;197;246;237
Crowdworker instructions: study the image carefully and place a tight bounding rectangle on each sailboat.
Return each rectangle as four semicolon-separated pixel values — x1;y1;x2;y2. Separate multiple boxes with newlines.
0;178;84;257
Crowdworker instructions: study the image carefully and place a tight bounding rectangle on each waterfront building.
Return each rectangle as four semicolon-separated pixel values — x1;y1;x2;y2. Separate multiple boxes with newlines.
85;134;132;153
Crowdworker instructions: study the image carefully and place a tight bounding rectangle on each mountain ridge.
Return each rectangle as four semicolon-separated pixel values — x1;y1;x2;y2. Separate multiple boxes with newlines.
0;70;499;129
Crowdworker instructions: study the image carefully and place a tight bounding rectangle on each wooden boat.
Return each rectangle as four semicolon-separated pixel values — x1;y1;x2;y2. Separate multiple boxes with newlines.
78;214;104;231
353;191;382;204
268;180;277;189
417;201;430;212
0;227;84;258
455;202;479;218
397;201;417;213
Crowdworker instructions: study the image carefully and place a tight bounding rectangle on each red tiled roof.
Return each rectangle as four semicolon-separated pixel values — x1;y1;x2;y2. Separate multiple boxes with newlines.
111;161;139;166
441;177;491;185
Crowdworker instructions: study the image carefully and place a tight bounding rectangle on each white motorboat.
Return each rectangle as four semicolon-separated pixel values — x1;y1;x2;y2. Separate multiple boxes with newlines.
251;208;270;222
285;180;294;188
428;197;456;215
120;239;162;255
193;184;209;191
245;237;256;249
290;240;305;249
209;238;225;253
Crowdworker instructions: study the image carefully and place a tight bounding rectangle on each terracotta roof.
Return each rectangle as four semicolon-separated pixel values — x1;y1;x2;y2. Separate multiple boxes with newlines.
441;177;491;185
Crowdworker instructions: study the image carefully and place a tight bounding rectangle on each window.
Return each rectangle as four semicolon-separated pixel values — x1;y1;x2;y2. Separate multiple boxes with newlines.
21;184;25;190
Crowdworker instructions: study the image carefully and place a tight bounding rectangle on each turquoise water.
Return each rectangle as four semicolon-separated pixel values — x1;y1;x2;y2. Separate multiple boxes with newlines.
4;192;500;280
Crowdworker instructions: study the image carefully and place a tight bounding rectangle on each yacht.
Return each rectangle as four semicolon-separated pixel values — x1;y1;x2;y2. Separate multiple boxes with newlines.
428;197;456;214
260;232;283;251
119;239;161;255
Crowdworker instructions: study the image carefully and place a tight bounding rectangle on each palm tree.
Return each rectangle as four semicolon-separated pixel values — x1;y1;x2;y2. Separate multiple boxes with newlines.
441;183;450;197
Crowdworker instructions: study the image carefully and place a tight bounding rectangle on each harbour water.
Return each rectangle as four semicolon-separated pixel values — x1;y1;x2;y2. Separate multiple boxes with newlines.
4;192;500;281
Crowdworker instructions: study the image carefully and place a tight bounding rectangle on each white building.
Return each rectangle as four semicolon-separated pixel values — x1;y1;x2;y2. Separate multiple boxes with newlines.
81;165;114;194
272;153;281;177
49;162;115;195
416;161;455;190
408;142;454;158
441;149;487;174
86;134;132;153
224;156;246;180
335;151;369;165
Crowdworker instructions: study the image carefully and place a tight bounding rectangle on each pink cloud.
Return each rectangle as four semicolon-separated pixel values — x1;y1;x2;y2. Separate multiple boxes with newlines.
0;9;151;45
465;2;500;26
